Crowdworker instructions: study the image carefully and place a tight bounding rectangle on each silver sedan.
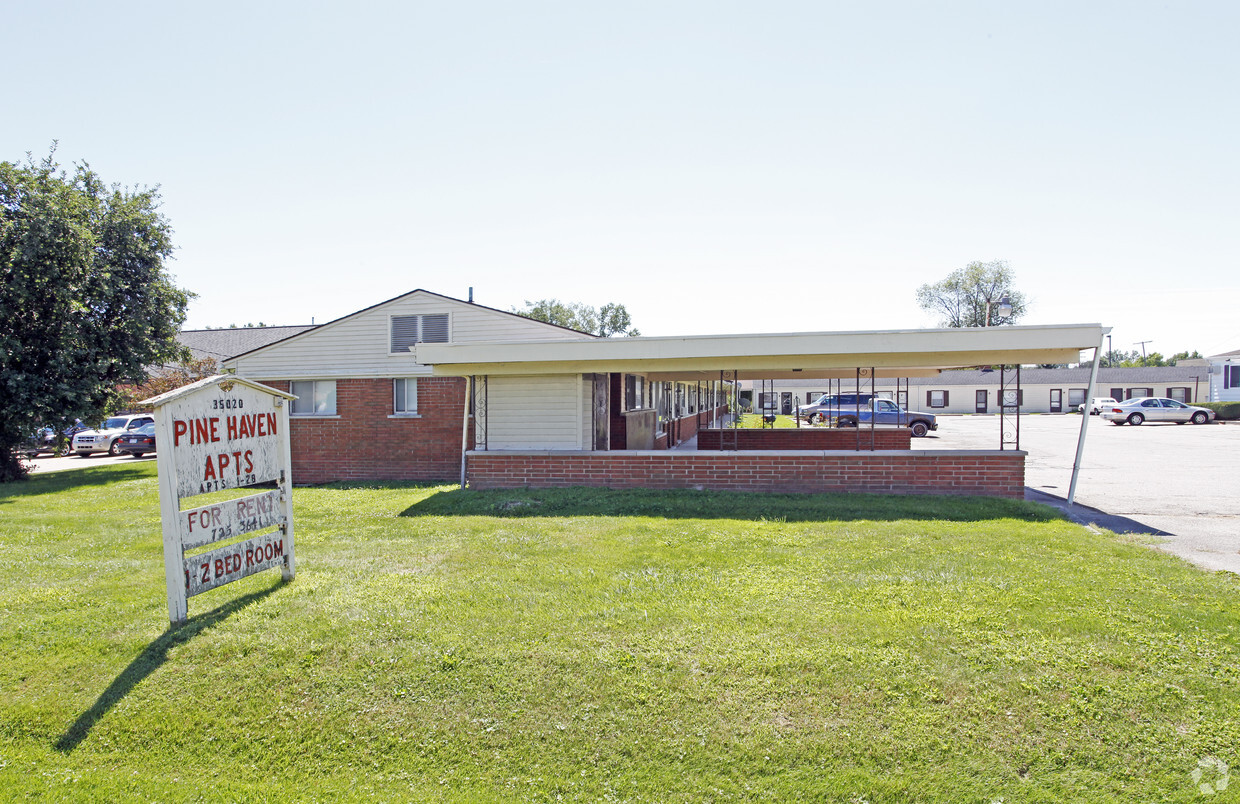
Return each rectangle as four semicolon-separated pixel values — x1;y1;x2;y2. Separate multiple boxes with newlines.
1102;397;1215;426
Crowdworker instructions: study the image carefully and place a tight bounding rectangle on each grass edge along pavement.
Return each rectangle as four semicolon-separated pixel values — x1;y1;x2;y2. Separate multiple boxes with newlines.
1;463;1239;802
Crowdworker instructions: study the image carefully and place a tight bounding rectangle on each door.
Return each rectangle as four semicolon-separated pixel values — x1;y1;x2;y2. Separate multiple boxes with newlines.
975;390;988;413
1137;397;1165;422
1049;389;1062;413
780;392;793;415
1160;398;1190;422
591;374;609;450
875;399;904;425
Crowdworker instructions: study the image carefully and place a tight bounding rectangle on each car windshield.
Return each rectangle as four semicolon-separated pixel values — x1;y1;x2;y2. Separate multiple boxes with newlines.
103;417;129;429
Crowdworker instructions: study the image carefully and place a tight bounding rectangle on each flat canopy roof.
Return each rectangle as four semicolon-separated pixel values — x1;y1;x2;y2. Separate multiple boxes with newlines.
414;323;1109;379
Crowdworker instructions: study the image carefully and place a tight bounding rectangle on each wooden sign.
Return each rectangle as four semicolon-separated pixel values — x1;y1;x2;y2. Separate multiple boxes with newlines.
147;376;297;625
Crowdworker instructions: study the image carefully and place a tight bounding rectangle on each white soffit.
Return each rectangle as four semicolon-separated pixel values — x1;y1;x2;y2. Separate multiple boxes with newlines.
413;323;1108;377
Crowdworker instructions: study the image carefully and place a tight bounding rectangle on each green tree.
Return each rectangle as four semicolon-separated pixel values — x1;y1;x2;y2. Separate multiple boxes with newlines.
114;356;218;413
515;299;640;337
0;150;191;481
915;260;1028;328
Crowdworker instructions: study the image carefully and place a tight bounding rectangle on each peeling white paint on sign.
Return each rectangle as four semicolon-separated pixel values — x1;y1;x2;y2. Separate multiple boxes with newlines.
149;375;297;625
184;530;288;597
161;382;285;498
179;489;284;550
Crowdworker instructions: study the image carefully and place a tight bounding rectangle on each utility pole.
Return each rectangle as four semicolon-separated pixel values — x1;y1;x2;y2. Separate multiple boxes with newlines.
1106;334;1112;367
1134;340;1152;365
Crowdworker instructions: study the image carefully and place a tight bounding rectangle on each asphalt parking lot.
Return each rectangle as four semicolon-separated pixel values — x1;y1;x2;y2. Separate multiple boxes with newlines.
915;414;1240;574
27;452;155;473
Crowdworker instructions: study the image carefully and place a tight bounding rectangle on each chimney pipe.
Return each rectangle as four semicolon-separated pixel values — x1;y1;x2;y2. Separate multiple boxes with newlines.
468;287;474;303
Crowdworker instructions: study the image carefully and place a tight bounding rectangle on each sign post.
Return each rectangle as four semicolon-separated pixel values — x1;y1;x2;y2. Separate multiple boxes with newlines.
147;376;297;625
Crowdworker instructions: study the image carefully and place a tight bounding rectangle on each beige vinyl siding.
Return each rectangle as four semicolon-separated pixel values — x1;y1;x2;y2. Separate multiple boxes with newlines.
227;292;592;379
581;375;593;449
486;375;583;450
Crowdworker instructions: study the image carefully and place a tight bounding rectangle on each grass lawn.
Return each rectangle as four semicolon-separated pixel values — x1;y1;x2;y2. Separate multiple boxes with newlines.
735;413;802;428
2;463;1239;802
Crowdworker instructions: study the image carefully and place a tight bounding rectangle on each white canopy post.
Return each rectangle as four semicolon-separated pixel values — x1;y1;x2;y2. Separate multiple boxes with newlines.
460;375;473;489
1067;329;1110;505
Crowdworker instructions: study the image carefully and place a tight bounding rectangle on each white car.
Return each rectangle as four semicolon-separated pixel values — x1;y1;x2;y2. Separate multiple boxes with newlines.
72;414;155;456
1101;397;1215;426
1078;397;1119;415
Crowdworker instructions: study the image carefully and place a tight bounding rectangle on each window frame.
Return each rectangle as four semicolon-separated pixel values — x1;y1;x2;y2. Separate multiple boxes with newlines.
392;377;420;417
927;390;948;409
1166;387;1190;403
290;380;338;416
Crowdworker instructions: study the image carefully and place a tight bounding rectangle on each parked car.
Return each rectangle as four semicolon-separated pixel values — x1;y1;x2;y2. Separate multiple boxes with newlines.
832;398;939;437
115;423;156;458
16;427;60;457
796;393;877;423
15;420;90;457
72;414;155;456
1102;397;1215;426
1078;397;1119;415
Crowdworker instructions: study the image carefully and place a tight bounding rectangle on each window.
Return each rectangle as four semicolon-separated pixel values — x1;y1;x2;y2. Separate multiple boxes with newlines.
1167;387;1189;403
291;381;337;415
927;390;948;408
624;375;646;410
390;313;450;353
1068;388;1086;407
1128;388;1152;399
1224;365;1239;389
1001;389;1024;408
393;378;418;415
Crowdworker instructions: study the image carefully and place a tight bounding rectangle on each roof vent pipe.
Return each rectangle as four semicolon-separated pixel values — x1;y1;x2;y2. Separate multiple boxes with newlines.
468;287;474;303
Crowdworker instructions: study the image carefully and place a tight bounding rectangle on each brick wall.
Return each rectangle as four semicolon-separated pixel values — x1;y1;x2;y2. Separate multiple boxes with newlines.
467;450;1025;498
697;427;910;451
264;378;470;484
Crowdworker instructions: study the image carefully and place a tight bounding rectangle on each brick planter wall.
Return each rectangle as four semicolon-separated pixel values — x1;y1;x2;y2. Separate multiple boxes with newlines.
467;450;1025;498
697;427;911;451
264;378;470;484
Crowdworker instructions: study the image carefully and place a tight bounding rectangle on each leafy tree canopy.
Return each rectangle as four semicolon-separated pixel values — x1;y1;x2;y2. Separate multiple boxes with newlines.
1103;349;1202;368
0;148;191;481
514;299;640;337
915;260;1028;327
114;356;218;412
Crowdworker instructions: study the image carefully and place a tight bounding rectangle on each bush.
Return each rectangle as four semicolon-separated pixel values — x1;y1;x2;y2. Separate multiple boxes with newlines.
1198;401;1240;420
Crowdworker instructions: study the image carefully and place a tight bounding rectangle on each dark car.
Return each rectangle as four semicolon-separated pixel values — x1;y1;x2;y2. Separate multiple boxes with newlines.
116;423;156;457
16;427;60;457
795;393;876;423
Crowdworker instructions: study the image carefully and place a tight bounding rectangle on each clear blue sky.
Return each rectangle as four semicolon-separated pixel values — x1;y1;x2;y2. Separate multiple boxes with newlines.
6;1;1238;359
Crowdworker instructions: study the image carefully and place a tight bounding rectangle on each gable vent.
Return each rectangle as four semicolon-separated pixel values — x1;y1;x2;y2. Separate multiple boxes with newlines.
391;313;451;353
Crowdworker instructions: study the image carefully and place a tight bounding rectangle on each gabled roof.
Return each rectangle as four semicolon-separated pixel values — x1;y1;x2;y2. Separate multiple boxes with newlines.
223;288;597;363
178;326;318;362
144;374;296;406
1208;348;1240;359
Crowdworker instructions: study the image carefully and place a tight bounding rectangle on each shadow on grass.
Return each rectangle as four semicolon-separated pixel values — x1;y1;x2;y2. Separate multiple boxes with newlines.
402;486;1065;524
54;581;284;754
0;463;155;502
